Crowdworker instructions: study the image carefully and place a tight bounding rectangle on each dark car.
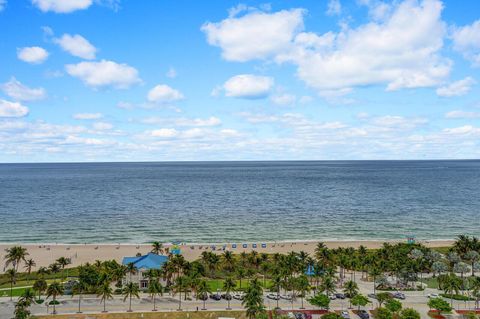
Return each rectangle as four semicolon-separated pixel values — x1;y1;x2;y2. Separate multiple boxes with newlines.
358;310;370;319
210;293;222;300
197;293;208;301
392;292;405;300
221;293;232;300
335;293;346;299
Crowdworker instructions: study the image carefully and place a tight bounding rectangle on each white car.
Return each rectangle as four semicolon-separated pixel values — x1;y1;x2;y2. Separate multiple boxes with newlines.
427;293;439;298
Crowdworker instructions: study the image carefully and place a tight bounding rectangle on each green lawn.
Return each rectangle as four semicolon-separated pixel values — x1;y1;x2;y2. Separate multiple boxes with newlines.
207;278;273;291
420;277;440;289
0;286;30;298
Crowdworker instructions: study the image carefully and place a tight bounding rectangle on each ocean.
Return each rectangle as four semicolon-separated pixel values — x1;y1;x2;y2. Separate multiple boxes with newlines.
0;160;479;244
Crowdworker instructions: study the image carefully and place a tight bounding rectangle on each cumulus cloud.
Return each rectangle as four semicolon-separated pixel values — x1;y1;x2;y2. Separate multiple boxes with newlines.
204;0;450;96
222;74;274;99
73;112;103;120
445;110;480;119
31;0;93;13
451;20;480;67
54;34;97;59
17;47;49;64
202;8;305;62
0;99;29;118
326;0;341;16
147;85;184;103
150;128;178;138
142;116;221;127
92;122;113;130
65;60;141;89
1;78;47;101
271;93;296;106
436;77;476;97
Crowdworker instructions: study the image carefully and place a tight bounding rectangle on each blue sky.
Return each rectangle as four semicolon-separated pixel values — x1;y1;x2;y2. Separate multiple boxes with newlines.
0;0;480;162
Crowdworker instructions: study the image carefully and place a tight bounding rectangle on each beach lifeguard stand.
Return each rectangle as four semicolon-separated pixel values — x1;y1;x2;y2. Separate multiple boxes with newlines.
170;241;181;255
407;236;416;244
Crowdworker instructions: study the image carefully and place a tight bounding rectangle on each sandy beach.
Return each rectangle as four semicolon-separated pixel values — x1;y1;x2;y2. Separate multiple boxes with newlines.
0;239;454;273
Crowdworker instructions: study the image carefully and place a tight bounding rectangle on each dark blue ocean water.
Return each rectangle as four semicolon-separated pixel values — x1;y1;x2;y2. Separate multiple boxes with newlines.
0;160;479;243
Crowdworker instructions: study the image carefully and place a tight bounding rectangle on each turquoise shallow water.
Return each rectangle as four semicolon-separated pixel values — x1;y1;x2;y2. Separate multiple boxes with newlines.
0;160;479;243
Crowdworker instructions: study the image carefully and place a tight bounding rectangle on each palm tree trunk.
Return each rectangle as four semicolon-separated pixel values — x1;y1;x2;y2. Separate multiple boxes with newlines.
10;281;12;301
103;299;107;312
53;296;57;314
129;295;132;312
77;294;82;313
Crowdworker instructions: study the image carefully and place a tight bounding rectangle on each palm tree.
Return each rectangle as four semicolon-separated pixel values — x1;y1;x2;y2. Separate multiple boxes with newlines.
344;280;359;308
319;275;336;297
197;279;212;310
148;281;163;311
4;246;29;271
272;275;282;309
242;277;265;319
223;276;236;310
46;282;64;314
33;279;47;302
173;275;189;310
97;281;113;313
237;267;246;289
6;268;17;301
49;263;61;279
296;275;310;309
369;266;382;294
443;273;462;306
56;257;71;277
122;282;140;312
151;242;164;255
471;276;480;309
37;266;50;278
71;280;87;313
18;288;36;307
223;251;235;273
24;259;36;280
126;262;137;281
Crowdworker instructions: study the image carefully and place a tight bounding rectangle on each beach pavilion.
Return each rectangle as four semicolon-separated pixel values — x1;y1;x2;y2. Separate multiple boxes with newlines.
122;252;168;289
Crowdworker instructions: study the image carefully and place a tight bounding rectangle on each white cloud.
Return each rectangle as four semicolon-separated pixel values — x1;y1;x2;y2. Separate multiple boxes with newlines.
65;60;141;89
73;113;103;120
204;0;450;96
0;0;6;11
223;74;274;99
202;8;305;62
166;67;177;78
54;34;97;59
31;0;93;13
451;20;480;67
17;47;49;64
142;116;221;127
1;77;47;101
147;85;184;103
271;93;296;105
92;122;113;130
436;77;476;97
443;125;480;136
326;0;341;16
0;99;29;118
150;128;178;138
445;110;480;119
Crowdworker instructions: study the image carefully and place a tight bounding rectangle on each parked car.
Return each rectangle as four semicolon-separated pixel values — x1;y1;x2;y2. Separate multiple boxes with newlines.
221;293;232;300
197;293;208;301
357;310;370;319
335;293;346;299
367;293;377;299
341;310;350;319
233;293;245;300
267;293;280;300
280;294;292;300
391;292;405;300
427;293;439;298
329;294;337;300
209;293;221;300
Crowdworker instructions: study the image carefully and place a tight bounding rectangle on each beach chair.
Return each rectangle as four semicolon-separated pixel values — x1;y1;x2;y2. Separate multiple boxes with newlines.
261;243;267;248
242;244;248;248
232;244;237;249
252;244;257;249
